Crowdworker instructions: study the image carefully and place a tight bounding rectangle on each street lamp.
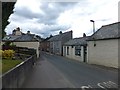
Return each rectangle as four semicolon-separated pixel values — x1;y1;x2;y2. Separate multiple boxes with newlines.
90;20;95;34
90;20;96;46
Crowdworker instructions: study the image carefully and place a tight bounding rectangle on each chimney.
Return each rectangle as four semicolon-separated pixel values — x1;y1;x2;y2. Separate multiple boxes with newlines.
27;31;30;34
83;33;86;37
12;29;16;35
16;27;20;31
59;31;62;34
13;27;22;35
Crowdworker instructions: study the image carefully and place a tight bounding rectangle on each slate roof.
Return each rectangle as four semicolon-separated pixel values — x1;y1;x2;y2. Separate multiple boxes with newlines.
88;22;120;41
2;34;39;42
15;34;39;41
2;35;21;41
64;36;90;46
48;31;72;41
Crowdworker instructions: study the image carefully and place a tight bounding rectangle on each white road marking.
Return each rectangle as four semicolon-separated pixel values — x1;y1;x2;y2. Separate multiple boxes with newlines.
81;86;91;90
81;81;117;89
97;83;107;89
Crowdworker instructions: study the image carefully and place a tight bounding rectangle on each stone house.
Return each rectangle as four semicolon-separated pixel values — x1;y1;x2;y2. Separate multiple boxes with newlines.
48;31;72;55
40;36;52;52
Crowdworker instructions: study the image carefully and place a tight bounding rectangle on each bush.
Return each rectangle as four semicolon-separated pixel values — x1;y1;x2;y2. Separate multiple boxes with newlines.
2;50;15;59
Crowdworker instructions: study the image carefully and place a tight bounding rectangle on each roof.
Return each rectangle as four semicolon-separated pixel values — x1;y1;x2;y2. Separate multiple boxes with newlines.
64;36;90;46
2;35;21;41
88;22;120;41
15;34;39;42
41;36;53;42
48;31;72;41
2;34;40;42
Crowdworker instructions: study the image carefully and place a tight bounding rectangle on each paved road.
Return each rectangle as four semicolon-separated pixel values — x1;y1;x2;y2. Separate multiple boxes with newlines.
22;52;118;88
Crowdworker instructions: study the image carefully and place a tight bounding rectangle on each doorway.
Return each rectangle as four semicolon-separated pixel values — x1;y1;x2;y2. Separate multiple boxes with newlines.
83;46;87;62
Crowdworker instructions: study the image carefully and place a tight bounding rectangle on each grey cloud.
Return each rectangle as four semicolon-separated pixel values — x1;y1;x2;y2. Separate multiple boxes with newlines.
14;6;41;19
37;2;78;25
27;24;71;38
8;2;77;37
13;2;78;25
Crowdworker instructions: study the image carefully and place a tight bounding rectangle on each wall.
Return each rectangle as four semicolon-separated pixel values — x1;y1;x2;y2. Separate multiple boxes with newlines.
13;42;40;58
88;39;118;68
2;55;36;88
53;41;62;55
40;41;50;52
63;46;84;62
49;31;72;55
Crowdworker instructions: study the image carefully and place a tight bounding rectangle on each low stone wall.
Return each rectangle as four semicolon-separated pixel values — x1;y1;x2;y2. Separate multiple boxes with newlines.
1;54;37;88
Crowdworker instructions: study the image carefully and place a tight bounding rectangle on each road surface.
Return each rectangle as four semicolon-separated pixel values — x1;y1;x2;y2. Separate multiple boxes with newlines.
22;52;118;88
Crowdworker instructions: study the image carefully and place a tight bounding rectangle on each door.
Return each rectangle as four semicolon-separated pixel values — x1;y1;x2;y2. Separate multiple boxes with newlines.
63;46;66;56
83;46;87;62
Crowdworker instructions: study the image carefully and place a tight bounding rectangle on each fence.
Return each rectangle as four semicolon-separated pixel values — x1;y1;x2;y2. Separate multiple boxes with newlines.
15;47;36;55
2;45;36;55
1;54;37;88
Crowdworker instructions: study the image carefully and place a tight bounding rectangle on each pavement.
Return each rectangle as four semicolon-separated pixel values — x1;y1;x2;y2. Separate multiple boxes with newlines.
22;52;118;88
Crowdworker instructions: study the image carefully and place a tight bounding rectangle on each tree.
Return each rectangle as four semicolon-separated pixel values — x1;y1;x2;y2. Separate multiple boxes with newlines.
2;2;16;38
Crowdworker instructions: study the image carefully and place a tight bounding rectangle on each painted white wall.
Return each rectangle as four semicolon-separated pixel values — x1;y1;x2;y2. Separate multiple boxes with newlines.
63;46;84;62
15;31;22;35
88;39;118;68
13;42;40;58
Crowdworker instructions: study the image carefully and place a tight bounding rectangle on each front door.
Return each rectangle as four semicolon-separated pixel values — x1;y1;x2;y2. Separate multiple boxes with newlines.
64;46;66;56
83;46;87;62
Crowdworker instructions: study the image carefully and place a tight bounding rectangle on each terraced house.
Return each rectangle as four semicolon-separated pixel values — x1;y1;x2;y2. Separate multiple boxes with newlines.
87;22;119;68
48;31;72;55
63;34;90;63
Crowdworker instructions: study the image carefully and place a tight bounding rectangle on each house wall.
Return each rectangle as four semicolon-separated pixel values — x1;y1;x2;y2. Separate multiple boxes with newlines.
13;42;40;58
52;41;62;55
88;39;118;68
50;41;53;53
40;41;50;52
63;46;84;62
49;31;72;55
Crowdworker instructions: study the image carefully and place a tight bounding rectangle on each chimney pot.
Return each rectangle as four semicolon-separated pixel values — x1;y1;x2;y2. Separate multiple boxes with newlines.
27;31;30;34
59;31;62;34
83;33;86;37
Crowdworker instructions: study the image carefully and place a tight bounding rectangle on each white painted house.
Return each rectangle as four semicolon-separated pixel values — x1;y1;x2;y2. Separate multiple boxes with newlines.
2;28;41;58
87;22;119;68
63;35;90;62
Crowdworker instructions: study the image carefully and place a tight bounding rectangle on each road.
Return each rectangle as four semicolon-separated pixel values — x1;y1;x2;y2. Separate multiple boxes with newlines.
22;52;118;88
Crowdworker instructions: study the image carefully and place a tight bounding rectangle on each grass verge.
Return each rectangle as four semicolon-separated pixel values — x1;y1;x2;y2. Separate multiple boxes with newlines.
1;59;22;74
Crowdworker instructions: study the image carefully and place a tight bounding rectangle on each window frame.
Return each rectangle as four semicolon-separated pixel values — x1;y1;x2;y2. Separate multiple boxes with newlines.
75;45;81;56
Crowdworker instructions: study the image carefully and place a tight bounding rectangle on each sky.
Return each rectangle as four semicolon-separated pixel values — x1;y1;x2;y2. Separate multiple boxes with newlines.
5;0;119;38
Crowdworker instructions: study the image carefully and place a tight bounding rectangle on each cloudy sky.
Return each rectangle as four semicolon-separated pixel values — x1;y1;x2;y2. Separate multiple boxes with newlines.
5;0;119;38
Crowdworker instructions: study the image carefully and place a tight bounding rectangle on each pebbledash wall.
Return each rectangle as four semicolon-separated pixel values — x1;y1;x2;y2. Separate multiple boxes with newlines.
63;46;85;62
87;39;118;68
13;42;40;58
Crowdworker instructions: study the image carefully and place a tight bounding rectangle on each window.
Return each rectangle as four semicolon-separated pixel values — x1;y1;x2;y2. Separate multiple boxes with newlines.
67;46;69;55
75;46;81;56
